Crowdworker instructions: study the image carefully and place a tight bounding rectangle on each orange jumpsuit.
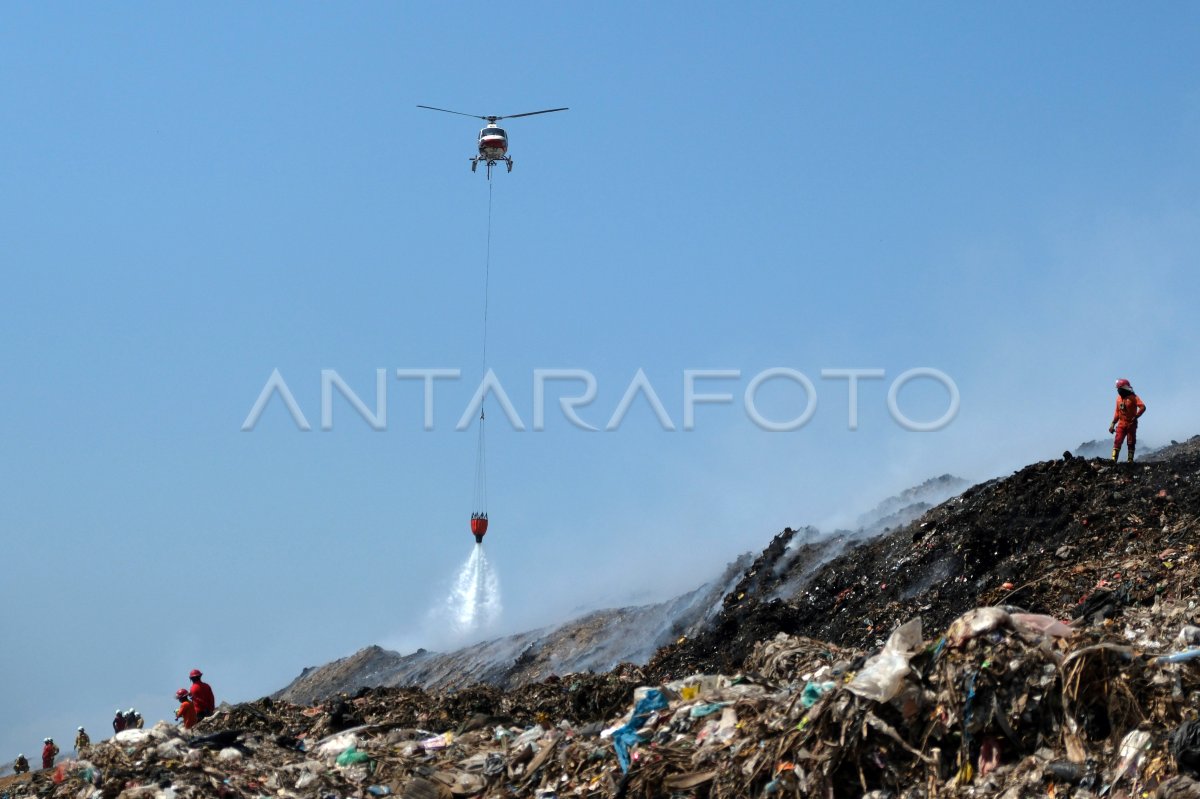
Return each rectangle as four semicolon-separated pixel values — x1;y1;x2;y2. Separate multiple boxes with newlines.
1112;393;1146;458
176;699;198;729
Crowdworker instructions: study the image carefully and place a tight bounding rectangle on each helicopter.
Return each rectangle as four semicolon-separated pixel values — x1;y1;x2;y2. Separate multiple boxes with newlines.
417;105;568;178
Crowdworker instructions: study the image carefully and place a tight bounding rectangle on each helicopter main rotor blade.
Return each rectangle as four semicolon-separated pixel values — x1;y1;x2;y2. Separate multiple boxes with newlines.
416;105;488;120
497;108;569;120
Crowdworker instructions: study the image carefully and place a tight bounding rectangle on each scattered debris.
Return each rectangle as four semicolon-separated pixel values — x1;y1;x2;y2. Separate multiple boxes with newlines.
7;439;1200;797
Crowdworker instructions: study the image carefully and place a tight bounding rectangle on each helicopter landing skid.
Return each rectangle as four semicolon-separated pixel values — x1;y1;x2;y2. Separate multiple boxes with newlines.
470;156;514;179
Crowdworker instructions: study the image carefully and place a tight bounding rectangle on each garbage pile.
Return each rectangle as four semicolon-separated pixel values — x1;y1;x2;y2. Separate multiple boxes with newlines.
7;442;1200;798
11;595;1200;798
648;443;1200;680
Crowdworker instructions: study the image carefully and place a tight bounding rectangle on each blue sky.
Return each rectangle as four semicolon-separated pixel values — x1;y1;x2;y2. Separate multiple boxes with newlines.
2;3;1199;760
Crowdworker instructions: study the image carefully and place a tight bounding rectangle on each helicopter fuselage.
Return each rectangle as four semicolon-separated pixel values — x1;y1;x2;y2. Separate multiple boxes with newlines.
478;125;508;159
472;125;512;176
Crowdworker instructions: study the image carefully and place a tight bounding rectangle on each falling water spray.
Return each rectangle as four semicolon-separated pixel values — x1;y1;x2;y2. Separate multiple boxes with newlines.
444;544;502;637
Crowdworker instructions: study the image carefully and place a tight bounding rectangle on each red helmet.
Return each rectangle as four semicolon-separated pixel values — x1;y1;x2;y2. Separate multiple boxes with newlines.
1115;378;1132;391
176;688;190;700
189;669;202;679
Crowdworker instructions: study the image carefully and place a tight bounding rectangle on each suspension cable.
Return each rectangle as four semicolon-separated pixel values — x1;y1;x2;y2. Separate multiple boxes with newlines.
482;180;492;376
473;181;493;517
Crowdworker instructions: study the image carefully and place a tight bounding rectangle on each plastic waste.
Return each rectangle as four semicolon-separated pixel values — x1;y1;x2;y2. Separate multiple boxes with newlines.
336;746;371;767
946;607;1009;646
664;674;725;702
1178;625;1200;646
483;752;505;776
419;731;453;750
1010;613;1075;639
114;729;153;745
217;747;242;762
1045;760;1085;782
713;707;738;743
1158;647;1200;664
155;739;187;759
846;618;923;702
612;689;668;771
1106;729;1152;792
801;681;836;708
688;702;726;718
76;759;98;785
367;785;391;796
1171;720;1200;777
512;724;545;749
316;732;358;759
695;718;719;744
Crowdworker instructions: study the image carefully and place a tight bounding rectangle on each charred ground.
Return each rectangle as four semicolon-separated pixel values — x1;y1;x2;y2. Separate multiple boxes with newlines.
646;436;1200;681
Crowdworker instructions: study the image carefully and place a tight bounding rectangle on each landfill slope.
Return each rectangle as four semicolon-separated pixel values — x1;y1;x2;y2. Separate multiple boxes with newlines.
647;438;1200;680
275;556;752;705
276;475;965;705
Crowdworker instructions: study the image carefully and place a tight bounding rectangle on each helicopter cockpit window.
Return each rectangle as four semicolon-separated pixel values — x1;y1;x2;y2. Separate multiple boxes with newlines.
481;127;506;138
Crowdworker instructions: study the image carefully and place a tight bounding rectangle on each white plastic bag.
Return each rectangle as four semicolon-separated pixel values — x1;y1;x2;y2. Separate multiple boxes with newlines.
315;732;358;760
846;618;923;703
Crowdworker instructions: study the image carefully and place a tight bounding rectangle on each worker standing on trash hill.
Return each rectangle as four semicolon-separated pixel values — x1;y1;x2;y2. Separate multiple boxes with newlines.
112;708;126;734
189;668;216;720
175;688;198;729
74;726;90;753
14;753;29;774
41;737;58;769
1109;378;1146;462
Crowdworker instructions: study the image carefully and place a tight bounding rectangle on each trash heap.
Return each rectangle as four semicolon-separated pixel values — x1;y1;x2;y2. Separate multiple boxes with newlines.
7;440;1200;798
648;441;1200;679
9;593;1200;798
610;602;1200;798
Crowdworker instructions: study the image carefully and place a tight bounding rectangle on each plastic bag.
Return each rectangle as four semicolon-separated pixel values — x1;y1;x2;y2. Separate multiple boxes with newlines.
688;702;727;719
316;732;358;759
801;681;836;708
1011;613;1074;639
336;746;371;767
713;707;738;743
114;729;153;746
846;618;923;703
612;689;668;771
419;731;453;751
946;607;1009;646
512;725;545;749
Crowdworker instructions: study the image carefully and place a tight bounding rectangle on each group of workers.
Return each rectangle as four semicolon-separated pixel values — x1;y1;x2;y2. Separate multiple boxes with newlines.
111;708;143;733
174;669;216;730
12;735;62;775
11;669;215;776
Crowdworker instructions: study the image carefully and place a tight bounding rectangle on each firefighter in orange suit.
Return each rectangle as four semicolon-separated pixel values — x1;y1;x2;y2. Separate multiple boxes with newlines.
1109;378;1146;462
